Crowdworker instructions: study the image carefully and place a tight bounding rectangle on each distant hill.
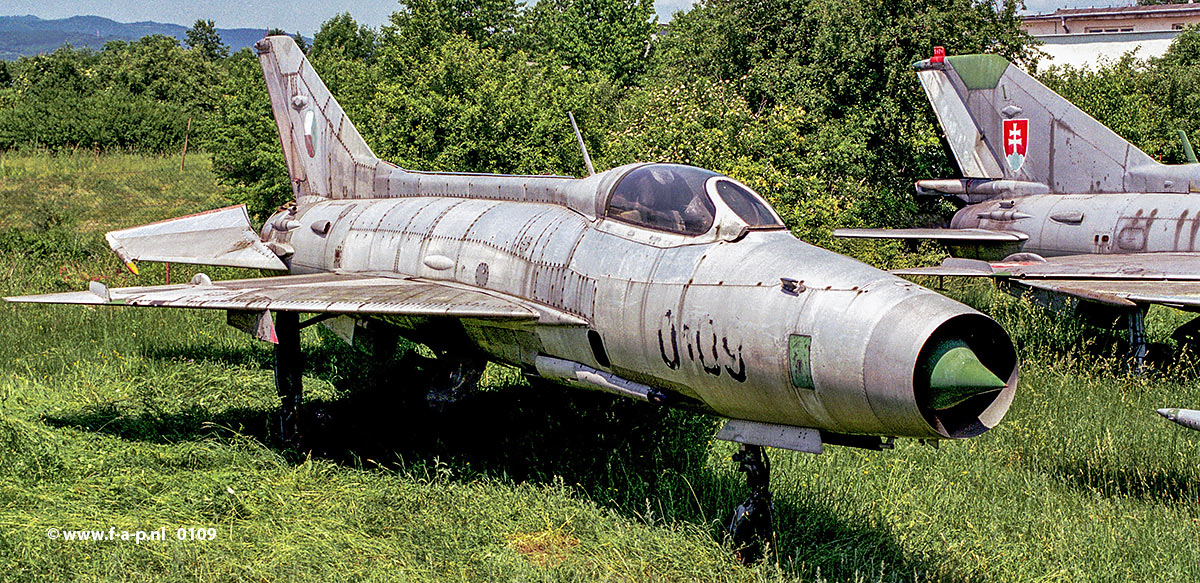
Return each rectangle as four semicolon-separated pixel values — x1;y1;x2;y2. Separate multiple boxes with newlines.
0;15;268;60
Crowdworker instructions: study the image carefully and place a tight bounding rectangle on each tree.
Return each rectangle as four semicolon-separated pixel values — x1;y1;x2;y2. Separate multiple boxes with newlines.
185;19;230;61
647;0;1036;229
525;0;657;86
0;41;202;153
386;0;522;55
310;13;377;61
293;32;310;54
370;35;619;174
206;50;292;219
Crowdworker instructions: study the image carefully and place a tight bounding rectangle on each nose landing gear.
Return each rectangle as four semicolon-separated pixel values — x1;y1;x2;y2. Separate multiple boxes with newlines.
726;443;774;563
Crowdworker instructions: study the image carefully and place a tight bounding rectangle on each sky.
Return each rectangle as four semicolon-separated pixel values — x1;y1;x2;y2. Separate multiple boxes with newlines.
0;0;1141;34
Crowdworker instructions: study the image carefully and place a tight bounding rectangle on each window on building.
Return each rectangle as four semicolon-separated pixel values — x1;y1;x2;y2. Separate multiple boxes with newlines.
1085;27;1133;33
1174;23;1186;31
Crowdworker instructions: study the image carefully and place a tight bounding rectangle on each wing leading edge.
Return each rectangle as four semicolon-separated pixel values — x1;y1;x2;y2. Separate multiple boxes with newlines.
894;253;1200;309
4;272;541;320
834;228;1027;243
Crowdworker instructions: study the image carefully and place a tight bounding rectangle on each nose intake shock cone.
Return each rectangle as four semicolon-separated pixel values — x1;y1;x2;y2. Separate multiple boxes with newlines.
923;340;1007;411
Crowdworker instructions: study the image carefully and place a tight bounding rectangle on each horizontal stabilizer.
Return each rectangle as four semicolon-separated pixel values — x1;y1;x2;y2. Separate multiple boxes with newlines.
105;205;287;271
834;228;1027;243
4;272;539;320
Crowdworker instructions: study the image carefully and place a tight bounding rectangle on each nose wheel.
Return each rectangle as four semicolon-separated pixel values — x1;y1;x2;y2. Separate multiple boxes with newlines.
726;444;774;563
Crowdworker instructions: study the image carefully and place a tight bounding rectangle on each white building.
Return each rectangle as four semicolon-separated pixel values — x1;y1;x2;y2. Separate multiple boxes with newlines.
1021;4;1200;68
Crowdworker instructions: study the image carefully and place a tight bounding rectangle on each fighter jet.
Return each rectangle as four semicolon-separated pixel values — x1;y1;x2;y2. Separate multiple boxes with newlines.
836;47;1200;371
3;37;1018;554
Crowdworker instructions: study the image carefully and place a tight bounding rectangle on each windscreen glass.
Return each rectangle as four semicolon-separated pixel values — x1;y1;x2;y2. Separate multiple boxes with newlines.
606;164;718;235
714;180;784;228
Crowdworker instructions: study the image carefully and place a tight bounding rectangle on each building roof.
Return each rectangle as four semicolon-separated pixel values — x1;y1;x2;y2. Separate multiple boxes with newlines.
1024;4;1200;21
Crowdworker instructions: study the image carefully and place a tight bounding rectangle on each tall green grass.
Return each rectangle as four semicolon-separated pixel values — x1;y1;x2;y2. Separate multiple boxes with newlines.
0;153;1198;581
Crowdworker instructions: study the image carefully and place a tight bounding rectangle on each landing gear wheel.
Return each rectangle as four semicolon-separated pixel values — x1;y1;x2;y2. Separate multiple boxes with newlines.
725;444;774;564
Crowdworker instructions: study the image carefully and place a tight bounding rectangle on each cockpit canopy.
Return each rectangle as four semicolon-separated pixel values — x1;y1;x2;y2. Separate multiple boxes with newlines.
604;164;784;236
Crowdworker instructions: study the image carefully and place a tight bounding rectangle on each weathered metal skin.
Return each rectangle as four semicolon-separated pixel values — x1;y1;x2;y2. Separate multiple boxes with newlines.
265;182;1016;439
898;51;1200;261
950;194;1200;258
250;35;1017;440
916;53;1200;194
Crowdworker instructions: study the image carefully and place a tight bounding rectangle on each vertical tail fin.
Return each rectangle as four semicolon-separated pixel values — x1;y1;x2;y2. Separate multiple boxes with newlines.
916;53;1162;193
254;35;387;205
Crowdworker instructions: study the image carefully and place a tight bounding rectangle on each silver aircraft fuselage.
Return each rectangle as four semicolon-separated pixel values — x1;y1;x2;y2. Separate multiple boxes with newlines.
951;192;1200;259
259;161;1017;440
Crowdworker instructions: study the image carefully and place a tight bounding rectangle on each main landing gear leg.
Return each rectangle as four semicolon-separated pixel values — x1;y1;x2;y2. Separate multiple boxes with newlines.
274;311;304;448
1127;307;1148;375
726;444;774;564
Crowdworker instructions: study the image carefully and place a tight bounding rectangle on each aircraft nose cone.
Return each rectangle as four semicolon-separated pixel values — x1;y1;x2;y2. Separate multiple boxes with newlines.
1158;407;1200;431
922;339;1007;411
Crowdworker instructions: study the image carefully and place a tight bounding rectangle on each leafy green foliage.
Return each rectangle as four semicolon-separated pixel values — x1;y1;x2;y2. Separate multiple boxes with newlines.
185;19;230;61
389;0;524;53
309;13;377;62
368;36;618;174
0;36;224;154
646;0;1034;233
524;0;657;86
203;50;291;219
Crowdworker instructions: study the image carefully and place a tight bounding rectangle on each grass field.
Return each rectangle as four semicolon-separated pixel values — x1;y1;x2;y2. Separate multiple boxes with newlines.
1;152;1199;582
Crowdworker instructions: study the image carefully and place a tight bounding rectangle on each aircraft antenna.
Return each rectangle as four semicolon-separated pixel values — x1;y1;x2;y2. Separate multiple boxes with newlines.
568;112;595;176
1179;129;1198;164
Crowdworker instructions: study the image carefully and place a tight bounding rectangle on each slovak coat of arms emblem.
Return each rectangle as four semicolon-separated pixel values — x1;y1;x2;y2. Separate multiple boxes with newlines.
1003;118;1028;173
